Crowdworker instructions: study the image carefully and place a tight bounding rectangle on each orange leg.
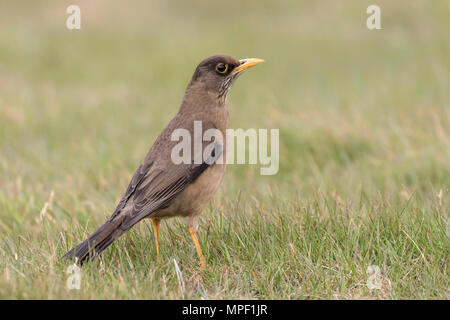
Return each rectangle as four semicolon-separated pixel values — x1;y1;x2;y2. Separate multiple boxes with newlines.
188;227;205;269
152;219;160;260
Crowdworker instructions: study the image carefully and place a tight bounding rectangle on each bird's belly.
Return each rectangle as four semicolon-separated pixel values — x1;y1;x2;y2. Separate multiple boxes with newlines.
152;163;226;219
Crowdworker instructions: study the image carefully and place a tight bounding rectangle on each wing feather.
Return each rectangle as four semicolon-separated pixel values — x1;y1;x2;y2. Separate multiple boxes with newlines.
108;118;223;231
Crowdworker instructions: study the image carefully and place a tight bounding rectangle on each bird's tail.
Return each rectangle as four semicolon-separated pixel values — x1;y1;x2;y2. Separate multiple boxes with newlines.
62;218;125;265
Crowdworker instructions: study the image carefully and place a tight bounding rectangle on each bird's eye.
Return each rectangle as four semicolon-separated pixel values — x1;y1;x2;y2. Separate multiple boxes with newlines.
215;63;229;74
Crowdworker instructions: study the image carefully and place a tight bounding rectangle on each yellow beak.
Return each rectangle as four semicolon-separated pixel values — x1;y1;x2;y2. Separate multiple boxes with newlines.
233;58;264;73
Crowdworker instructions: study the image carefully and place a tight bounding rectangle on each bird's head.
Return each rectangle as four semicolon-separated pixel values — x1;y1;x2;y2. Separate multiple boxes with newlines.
188;54;264;100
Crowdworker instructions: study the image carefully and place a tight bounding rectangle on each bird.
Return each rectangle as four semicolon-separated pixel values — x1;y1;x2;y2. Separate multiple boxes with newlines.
63;54;264;267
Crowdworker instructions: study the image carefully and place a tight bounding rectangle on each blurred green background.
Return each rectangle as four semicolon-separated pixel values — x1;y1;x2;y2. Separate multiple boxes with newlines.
0;0;448;299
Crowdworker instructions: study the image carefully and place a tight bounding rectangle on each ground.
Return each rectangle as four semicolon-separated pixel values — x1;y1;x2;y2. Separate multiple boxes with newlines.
0;0;449;299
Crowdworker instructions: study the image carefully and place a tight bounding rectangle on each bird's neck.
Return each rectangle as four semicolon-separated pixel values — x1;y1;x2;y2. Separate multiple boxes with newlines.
179;84;230;131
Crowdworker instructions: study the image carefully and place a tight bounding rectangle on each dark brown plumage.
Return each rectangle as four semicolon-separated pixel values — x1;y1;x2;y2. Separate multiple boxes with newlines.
63;54;264;266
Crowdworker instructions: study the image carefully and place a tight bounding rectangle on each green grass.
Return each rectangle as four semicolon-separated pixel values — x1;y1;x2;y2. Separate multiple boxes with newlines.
0;0;449;299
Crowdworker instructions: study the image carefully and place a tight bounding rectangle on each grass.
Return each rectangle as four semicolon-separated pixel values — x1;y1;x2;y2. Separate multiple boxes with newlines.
0;0;449;299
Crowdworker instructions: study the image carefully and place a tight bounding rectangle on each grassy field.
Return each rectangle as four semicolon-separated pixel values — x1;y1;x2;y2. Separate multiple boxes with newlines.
0;0;449;299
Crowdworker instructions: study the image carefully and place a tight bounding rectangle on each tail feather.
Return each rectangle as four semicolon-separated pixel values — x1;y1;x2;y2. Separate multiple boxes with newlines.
63;218;125;265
